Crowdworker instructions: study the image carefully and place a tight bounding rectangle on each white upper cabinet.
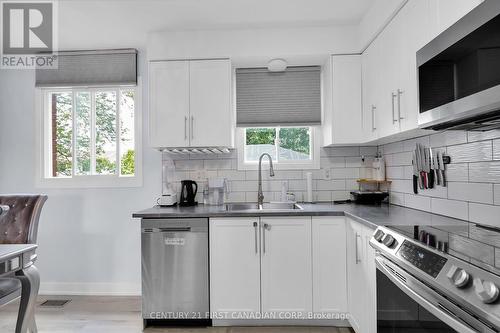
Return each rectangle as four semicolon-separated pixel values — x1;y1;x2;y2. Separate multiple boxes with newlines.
149;61;190;148
260;217;313;314
323;55;363;146
149;59;233;148
429;0;484;39
361;0;483;142
189;59;232;147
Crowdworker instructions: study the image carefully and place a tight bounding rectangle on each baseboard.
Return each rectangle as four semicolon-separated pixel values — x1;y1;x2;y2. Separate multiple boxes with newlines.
39;282;141;296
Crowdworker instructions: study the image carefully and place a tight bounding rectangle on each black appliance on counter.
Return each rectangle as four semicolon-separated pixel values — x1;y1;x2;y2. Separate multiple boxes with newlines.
179;180;198;206
371;226;500;332
350;191;389;204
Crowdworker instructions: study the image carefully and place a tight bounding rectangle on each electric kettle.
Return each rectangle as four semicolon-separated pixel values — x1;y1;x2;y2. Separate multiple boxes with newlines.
179;180;198;206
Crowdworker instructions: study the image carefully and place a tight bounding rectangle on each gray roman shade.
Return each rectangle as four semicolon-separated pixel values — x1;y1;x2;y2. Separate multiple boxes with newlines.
35;49;137;87
236;66;321;127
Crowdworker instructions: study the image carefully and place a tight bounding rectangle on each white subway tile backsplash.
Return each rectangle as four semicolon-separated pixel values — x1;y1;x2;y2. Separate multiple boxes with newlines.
288;179;306;191
417;185;448;199
331;168;359;179
494;184;500;205
469;203;500;228
431;198;468;220
316;179;345;191
404;194;431;211
469;162;500;183
430;131;467;148
173;159;204;170
467;129;500;143
493;139;500;160
345;179;359;191
231;180;258;192
320;157;345;168
332;191;350;201
403;136;430;152
390;192;405;206
381;141;404;155
345;157;362;167
448;182;493;204
217;169;246;181
446;141;492;163
360;146;378;156
445;163;469;182
204;159;233;170
386;166;405;179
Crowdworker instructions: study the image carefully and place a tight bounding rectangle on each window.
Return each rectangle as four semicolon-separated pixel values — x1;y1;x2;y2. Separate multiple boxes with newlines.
237;126;320;170
36;87;141;187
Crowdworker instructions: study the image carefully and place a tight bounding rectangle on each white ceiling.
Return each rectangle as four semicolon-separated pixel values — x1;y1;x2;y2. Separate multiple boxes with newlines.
59;0;374;47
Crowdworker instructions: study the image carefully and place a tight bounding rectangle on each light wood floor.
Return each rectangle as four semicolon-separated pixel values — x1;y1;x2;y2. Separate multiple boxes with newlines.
0;296;354;333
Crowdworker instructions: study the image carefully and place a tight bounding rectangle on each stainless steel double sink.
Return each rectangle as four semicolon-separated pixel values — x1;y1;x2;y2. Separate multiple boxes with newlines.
225;202;303;211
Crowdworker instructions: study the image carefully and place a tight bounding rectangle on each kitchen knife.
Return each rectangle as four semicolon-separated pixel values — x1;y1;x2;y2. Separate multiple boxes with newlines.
415;146;424;189
412;151;418;194
433;152;441;186
419;144;427;189
428;148;435;188
438;151;446;187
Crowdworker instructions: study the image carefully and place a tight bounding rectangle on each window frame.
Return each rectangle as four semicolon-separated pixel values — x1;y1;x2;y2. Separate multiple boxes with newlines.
35;83;142;189
236;126;320;171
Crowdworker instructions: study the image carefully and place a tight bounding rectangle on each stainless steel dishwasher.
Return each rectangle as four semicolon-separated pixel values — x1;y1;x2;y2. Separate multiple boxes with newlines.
141;218;209;326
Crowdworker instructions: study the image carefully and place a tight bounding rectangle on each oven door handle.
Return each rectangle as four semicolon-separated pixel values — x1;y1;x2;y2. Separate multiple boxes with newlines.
375;256;479;333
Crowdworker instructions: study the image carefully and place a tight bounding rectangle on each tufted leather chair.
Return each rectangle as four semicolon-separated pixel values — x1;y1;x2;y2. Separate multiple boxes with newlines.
0;195;47;244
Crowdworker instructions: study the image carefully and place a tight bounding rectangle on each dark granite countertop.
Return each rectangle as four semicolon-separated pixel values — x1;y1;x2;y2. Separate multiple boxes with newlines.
133;203;468;231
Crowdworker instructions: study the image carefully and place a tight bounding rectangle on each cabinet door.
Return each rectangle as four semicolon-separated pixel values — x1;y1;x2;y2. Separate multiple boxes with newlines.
396;0;432;132
261;217;312;314
362;45;378;142
346;220;366;332
429;0;483;39
373;28;400;139
189;59;233;147
149;61;190;148
330;55;363;145
210;217;261;314
312;216;347;314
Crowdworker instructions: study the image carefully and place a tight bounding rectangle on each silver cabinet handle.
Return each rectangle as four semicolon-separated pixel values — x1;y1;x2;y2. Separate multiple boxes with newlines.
397;89;404;120
371;105;377;131
355;233;361;264
262;223;270;254
253;222;258;254
391;92;398;123
190;116;194;140
184;116;188;140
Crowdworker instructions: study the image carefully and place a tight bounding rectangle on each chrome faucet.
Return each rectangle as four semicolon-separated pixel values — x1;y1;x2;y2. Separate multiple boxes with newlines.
258;153;275;205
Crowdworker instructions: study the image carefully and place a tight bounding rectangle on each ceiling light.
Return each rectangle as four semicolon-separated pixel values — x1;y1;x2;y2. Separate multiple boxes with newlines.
267;58;287;72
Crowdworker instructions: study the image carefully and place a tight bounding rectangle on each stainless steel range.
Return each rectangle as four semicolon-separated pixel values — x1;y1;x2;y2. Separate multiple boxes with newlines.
371;226;500;332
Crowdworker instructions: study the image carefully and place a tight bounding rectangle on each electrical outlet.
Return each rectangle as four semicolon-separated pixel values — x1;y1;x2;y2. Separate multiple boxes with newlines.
324;169;331;180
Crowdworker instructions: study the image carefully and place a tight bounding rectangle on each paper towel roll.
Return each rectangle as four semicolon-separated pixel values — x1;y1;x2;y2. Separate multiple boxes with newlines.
306;172;313;203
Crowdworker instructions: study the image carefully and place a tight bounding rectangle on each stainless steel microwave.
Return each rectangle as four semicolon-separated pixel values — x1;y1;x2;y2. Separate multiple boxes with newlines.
417;0;500;131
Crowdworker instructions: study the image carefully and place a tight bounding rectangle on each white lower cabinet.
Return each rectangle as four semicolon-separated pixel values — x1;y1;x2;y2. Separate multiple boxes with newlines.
312;216;347;314
210;216;349;323
261;217;312;314
346;218;377;333
210;217;261;314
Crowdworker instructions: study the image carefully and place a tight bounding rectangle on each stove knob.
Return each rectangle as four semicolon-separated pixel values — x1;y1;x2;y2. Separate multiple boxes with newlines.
474;278;499;304
374;230;385;242
382;234;395;247
446;265;470;288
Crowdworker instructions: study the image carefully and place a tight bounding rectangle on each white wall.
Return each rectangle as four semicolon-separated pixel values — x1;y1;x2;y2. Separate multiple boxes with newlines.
148;25;360;67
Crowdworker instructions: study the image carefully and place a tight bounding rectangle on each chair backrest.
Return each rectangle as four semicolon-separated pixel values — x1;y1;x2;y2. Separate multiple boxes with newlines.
0;195;47;244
